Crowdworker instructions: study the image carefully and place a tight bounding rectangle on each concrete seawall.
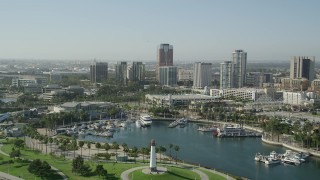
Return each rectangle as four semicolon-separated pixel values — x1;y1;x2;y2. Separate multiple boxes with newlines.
261;137;320;157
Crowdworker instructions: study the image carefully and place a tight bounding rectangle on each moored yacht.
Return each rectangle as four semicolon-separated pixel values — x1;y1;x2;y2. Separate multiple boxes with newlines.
265;151;281;165
139;114;152;126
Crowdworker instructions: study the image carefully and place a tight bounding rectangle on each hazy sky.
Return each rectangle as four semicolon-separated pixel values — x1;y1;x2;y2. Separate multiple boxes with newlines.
0;0;319;62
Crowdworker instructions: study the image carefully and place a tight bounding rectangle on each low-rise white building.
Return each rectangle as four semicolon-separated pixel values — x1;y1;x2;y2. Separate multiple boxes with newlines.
210;88;266;101
145;94;219;107
283;92;307;105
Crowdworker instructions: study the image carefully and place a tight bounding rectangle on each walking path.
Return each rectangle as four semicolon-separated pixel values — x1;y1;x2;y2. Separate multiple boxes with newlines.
0;143;68;180
120;165;210;180
192;169;209;180
0;172;24;180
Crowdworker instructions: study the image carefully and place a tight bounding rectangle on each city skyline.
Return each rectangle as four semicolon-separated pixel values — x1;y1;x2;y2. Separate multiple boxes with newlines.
0;0;319;61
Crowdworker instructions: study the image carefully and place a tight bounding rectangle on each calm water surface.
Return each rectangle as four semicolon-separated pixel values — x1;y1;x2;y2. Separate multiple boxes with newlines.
81;120;320;180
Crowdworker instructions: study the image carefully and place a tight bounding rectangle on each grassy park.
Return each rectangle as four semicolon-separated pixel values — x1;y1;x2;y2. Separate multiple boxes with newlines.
129;166;201;180
0;138;228;180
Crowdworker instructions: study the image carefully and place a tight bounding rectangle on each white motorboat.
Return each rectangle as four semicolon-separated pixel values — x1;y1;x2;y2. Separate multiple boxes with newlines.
254;153;265;162
265;151;281;165
140;114;152;126
282;157;301;165
265;158;281;165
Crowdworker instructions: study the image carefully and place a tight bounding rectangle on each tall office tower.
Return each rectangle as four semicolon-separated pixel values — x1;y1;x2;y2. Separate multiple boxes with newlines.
232;50;247;88
157;44;173;81
290;56;315;81
90;61;108;83
159;66;177;86
220;61;234;89
193;62;212;88
131;62;145;82
115;61;127;86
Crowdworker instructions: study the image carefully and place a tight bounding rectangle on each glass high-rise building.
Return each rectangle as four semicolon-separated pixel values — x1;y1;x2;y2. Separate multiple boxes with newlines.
90;61;108;83
115;61;127;86
232;50;247;88
129;62;145;83
159;66;177;86
193;62;212;89
290;56;315;81
157;44;173;81
220;61;234;89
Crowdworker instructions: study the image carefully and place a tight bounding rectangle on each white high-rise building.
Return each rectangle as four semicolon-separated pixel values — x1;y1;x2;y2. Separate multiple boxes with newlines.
290;56;315;81
220;61;234;89
232;50;247;88
193;62;212;89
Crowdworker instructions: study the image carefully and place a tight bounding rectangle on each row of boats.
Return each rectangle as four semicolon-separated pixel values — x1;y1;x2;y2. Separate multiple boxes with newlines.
135;115;189;129
197;124;262;138
57;120;130;138
255;150;310;165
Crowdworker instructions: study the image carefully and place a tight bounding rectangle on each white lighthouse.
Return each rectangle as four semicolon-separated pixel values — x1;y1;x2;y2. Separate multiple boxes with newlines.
150;139;157;171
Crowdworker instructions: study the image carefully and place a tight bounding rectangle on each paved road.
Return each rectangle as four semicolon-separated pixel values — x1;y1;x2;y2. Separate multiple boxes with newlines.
0;172;24;180
0;143;68;180
120;165;210;180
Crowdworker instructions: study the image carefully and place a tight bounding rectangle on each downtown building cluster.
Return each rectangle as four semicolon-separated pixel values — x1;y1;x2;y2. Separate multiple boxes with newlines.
8;43;318;108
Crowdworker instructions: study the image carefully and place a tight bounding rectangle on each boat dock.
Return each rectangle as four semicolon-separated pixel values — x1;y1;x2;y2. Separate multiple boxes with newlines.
254;150;310;166
168;118;188;128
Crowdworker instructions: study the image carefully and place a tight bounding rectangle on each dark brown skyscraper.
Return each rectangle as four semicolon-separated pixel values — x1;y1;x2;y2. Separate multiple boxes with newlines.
157;44;173;80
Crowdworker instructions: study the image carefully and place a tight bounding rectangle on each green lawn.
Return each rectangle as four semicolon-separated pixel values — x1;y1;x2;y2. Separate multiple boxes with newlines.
197;168;227;180
129;166;201;180
1;140;231;180
1;142;141;180
0;154;62;180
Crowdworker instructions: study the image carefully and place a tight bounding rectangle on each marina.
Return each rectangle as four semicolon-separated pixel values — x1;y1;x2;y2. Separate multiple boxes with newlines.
254;150;310;166
78;120;320;180
215;123;262;138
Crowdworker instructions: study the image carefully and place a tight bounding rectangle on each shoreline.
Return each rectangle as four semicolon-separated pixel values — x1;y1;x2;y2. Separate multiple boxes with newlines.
154;118;320;157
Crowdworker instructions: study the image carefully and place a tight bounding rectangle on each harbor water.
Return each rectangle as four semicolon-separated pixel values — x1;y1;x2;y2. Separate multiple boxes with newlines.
81;120;320;180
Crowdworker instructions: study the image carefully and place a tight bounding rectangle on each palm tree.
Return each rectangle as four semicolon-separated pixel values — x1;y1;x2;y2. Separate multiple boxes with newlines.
95;142;101;154
121;143;128;156
174;145;180;164
169;144;173;163
49;138;53;154
87;142;91;157
123;147;129;161
78;141;85;157
54;138;60;155
103;143;110;153
112;141;120;156
141;147;147;163
159;146;166;163
71;139;78;158
131;146;138;163
62;139;69;160
43;136;48;155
